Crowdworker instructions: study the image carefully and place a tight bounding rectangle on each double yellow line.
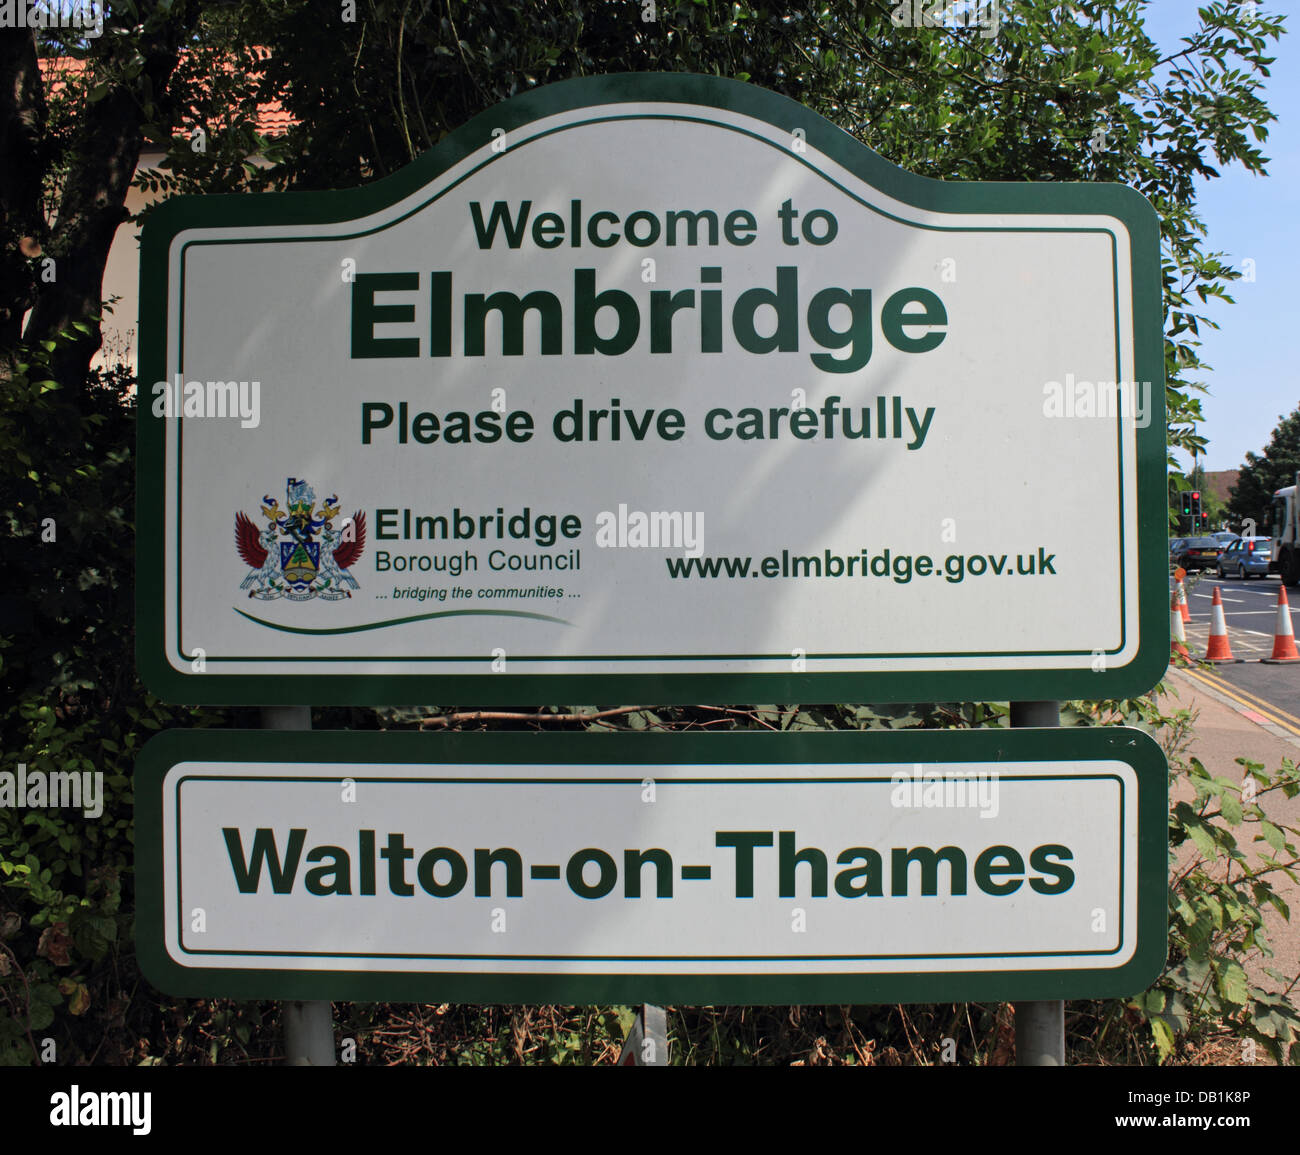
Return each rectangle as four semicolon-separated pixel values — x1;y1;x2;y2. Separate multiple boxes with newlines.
1180;665;1300;737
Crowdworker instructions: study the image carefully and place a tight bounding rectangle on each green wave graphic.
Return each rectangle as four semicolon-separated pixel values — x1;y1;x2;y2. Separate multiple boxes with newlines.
234;606;572;635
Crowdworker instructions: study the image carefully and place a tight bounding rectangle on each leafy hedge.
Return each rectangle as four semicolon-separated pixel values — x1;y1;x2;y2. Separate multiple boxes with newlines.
0;331;217;1064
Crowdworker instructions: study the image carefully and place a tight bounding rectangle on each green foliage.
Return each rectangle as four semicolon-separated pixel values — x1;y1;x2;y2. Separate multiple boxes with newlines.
0;325;220;1064
1228;405;1300;530
1057;688;1300;1065
1157;751;1300;1064
331;1002;635;1065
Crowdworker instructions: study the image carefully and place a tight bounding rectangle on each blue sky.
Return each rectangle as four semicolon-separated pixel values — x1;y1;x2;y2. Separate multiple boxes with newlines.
1141;2;1297;474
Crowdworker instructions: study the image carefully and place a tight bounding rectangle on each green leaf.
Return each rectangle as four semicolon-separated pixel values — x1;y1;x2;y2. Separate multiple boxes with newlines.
1137;988;1165;1016
1149;1015;1175;1061
1216;961;1250;1007
1185;817;1218;860
1260;820;1286;852
1200;893;1224;930
26;999;55;1032
1220;788;1242;825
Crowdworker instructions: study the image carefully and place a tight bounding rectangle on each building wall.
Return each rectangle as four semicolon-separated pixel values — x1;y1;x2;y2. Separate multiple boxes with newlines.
95;150;167;374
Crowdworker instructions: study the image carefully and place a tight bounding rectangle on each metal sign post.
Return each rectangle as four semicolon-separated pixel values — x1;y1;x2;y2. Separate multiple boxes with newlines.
1010;699;1065;1066
618;1005;668;1066
261;705;334;1067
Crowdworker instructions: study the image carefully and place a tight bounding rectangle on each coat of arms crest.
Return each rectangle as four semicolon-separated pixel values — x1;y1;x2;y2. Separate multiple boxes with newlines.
234;478;366;601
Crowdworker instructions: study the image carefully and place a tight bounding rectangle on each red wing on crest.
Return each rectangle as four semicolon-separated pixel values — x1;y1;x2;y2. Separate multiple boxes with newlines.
333;511;366;570
235;511;268;568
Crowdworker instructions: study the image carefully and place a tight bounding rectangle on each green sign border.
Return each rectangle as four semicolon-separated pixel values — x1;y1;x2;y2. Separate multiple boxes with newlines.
137;72;1168;706
134;726;1168;1004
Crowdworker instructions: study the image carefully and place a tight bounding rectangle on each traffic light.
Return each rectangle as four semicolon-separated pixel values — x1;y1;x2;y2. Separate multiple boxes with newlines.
1192;491;1202;527
1181;491;1193;517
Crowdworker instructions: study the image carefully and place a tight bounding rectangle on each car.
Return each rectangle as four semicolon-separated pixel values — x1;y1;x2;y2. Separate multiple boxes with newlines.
1169;538;1186;565
1211;531;1240;547
1172;536;1223;571
1217;536;1273;579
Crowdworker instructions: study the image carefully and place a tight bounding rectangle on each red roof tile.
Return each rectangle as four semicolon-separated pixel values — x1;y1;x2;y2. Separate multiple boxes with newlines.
37;53;296;138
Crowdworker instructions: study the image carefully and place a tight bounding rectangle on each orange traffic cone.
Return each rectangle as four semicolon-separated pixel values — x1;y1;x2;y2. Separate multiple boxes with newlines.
1261;586;1300;663
1170;590;1189;663
1203;587;1241;663
1176;577;1191;623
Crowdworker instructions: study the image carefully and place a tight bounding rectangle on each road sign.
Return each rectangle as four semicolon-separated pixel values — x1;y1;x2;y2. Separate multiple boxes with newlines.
134;727;1167;1003
137;73;1167;705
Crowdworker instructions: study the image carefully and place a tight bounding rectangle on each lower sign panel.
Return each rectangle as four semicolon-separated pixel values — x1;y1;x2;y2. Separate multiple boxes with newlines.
134;728;1167;1002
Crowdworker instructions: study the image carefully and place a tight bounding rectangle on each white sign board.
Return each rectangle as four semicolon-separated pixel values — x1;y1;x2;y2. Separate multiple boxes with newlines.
137;74;1166;705
135;728;1166;1002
